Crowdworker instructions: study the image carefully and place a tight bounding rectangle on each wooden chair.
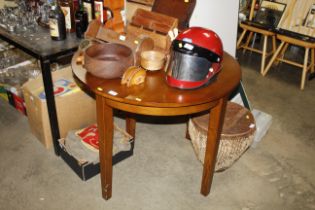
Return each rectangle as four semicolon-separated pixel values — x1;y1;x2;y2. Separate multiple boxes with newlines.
261;0;315;90
237;0;277;74
262;34;315;90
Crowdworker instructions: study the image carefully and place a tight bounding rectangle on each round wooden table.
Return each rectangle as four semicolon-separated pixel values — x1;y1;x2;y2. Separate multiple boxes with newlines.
72;52;241;200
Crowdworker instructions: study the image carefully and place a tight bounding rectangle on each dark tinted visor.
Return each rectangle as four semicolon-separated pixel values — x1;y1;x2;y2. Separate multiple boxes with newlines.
169;50;211;81
172;39;221;63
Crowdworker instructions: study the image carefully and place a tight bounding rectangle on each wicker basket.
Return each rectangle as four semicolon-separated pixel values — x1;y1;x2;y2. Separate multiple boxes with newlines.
188;102;256;172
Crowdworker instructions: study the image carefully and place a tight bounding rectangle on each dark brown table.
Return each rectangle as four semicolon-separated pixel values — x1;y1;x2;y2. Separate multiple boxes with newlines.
72;52;241;200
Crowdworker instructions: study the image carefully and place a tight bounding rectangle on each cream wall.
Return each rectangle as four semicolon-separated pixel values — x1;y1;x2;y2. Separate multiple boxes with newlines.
190;0;239;57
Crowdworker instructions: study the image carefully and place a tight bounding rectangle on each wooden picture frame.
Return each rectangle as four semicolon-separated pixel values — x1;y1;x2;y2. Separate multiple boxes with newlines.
253;0;287;28
277;0;315;38
304;3;315;29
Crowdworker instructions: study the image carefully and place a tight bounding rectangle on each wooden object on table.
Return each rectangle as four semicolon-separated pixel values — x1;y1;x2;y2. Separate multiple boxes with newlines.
103;0;125;33
151;0;196;31
84;20;102;39
237;0;277;74
83;42;134;79
121;66;147;87
72;51;241;200
140;50;166;71
126;8;178;52
96;27;155;65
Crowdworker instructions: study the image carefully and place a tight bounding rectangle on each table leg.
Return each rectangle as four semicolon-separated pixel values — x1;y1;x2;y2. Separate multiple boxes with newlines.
126;114;136;139
185;120;191;140
96;95;114;200
40;59;61;155
200;98;227;196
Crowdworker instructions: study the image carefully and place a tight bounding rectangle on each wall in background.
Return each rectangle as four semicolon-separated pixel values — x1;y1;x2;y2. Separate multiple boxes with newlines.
190;0;239;57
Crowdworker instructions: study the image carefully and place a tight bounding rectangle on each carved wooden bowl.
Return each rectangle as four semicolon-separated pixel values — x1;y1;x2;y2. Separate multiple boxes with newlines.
84;43;134;79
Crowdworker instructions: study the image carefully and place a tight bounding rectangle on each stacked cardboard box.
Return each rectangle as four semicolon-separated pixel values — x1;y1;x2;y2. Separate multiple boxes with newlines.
22;66;97;149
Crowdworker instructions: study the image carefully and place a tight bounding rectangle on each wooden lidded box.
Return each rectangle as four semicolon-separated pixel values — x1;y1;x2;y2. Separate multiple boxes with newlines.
126;8;178;52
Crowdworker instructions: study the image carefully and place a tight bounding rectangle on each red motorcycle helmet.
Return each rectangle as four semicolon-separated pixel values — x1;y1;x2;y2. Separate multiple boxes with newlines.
166;27;223;89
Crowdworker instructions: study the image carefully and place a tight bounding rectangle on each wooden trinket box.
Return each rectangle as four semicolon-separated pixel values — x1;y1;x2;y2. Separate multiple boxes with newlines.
126;8;178;52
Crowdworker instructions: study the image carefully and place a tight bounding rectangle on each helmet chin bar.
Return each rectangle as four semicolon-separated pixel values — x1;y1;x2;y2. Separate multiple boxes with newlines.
166;63;221;90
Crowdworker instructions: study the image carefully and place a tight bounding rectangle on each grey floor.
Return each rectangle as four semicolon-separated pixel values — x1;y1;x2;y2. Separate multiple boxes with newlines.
0;49;315;210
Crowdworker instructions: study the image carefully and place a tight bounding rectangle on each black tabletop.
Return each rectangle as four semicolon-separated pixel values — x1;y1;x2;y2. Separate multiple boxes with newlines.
0;25;81;60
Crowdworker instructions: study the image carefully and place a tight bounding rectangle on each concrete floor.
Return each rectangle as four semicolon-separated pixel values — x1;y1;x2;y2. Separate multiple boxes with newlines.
0;50;315;210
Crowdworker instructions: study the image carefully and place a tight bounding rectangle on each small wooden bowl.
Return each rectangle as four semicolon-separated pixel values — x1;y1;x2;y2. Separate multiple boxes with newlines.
140;50;166;71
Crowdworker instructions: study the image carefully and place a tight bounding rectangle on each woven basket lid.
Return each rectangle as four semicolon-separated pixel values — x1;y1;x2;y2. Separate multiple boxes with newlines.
191;102;256;139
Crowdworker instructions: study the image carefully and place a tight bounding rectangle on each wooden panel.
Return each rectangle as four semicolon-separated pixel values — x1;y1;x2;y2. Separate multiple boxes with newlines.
131;8;178;33
127;0;154;6
152;0;196;31
277;0;315;37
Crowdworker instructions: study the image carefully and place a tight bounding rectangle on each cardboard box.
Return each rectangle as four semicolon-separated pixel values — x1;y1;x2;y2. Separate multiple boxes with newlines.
0;83;8;101
6;90;27;115
22;67;96;149
59;138;134;181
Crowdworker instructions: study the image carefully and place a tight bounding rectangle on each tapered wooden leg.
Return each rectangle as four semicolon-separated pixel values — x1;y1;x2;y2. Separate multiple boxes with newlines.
237;29;247;49
186;120;191;140
272;35;276;53
311;48;314;73
126;114;136;139
261;35;268;74
200;98;227;196
301;48;309;90
96;95;113;200
262;41;285;76
274;42;288;66
243;32;253;53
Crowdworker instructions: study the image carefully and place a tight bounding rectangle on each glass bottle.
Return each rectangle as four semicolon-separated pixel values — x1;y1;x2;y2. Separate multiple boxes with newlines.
83;0;94;22
75;0;88;38
94;0;105;23
49;3;67;40
58;0;75;32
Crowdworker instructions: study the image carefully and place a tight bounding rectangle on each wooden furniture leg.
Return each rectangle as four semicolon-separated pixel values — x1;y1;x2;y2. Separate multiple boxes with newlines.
272;35;276;53
311;48;314;73
262;41;286;76
301;48;309;90
243;32;254;53
126;114;136;138
201;98;227;196
237;29;247;49
274;42;289;66
261;35;268;74
185;120;191;140
279;43;289;60
96;95;114;200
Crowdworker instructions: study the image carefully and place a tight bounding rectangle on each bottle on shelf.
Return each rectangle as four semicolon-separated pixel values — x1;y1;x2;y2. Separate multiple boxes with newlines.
75;0;89;38
93;0;104;23
58;0;75;32
94;0;112;24
49;2;67;41
83;0;94;22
